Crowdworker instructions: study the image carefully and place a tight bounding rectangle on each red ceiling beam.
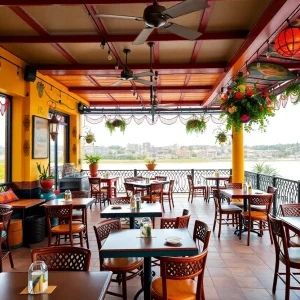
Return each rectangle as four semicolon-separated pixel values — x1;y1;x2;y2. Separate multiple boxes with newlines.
9;6;77;64
35;62;227;75
88;100;203;107
203;0;300;106
0;31;248;43
70;85;212;94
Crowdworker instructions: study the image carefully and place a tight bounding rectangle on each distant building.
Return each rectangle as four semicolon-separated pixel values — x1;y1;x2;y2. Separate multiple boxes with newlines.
143;142;151;153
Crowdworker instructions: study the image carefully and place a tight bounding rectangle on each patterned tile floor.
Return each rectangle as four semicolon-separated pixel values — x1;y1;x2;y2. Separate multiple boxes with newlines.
2;194;297;299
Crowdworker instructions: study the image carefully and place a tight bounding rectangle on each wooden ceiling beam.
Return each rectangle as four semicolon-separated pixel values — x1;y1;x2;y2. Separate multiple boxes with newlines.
203;0;300;106
0;31;248;43
35;62;226;75
88;100;203;107
70;85;212;94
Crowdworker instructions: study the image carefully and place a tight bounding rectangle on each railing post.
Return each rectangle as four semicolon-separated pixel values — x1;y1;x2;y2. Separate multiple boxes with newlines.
191;169;194;181
134;169;137;177
297;181;300;204
272;176;277;215
256;173;260;190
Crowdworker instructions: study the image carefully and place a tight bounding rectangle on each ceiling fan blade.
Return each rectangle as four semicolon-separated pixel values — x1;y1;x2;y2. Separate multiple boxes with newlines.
134;78;156;86
95;14;144;21
133;27;154;45
162;0;209;19
133;71;154;77
111;79;124;86
164;23;202;40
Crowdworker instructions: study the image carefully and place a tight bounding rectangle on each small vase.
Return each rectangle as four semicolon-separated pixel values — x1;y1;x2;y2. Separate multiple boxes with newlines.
89;163;98;177
146;164;157;171
40;179;54;189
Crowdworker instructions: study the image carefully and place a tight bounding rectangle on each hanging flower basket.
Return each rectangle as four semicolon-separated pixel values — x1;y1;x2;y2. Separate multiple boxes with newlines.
186;117;206;134
85;131;96;144
220;73;276;132
105;119;127;134
215;131;228;145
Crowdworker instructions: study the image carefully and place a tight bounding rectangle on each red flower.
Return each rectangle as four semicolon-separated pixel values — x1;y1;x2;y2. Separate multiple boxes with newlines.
223;94;228;101
235;92;244;99
246;90;254;97
241;114;250;123
227;88;233;93
221;106;226;111
263;92;269;98
260;105;264;111
190;123;195;128
267;99;272;105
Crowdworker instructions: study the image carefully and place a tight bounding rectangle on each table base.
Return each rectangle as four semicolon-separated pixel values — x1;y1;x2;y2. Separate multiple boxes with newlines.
133;257;152;300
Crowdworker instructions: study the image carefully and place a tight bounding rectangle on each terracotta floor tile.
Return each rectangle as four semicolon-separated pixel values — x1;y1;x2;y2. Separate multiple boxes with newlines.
215;286;247;300
235;277;265;289
242;288;274;300
212;276;239;287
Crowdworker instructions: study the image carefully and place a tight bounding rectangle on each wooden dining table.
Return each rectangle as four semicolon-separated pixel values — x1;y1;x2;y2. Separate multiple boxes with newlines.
281;217;300;234
100;202;163;229
42;197;95;248
202;175;230;189
125;179;169;189
0;271;113;300
100;228;198;300
99;176;119;198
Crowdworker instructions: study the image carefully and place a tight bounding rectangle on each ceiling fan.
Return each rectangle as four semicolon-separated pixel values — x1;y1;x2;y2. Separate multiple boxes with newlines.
96;0;209;45
111;49;155;86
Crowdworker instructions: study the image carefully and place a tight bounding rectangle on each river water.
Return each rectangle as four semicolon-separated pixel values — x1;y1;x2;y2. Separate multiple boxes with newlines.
82;160;300;181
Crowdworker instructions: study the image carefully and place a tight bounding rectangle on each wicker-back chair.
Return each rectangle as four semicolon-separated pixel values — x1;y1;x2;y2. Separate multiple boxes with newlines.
141;183;164;212
224;182;243;207
281;204;300;247
93;219;143;300
162;179;175;210
110;196;130;205
88;177;108;209
193;220;211;252
187;174;207;203
31;246;91;271
150;250;208;300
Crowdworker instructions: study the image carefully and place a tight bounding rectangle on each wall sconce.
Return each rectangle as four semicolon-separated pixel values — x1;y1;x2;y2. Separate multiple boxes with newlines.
49;113;60;141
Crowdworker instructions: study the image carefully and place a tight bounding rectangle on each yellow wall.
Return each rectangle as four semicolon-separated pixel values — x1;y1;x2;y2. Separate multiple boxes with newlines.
0;46;88;183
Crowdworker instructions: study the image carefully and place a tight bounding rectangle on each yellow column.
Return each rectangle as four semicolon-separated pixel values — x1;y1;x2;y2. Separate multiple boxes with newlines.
232;125;244;183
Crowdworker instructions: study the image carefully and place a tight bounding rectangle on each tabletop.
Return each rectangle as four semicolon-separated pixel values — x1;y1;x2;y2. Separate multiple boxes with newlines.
100;228;198;258
9;199;45;209
126;180;169;188
42;197;95;208
203;176;230;181
100;202;163;218
281;217;300;234
220;189;271;198
0;271;113;300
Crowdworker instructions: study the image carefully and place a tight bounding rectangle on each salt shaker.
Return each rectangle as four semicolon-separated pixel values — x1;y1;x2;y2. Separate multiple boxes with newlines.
28;261;48;294
243;183;248;193
64;189;72;201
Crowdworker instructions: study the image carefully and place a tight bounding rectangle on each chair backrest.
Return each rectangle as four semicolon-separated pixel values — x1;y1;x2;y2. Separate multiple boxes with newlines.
212;189;221;211
89;177;101;194
193;220;211;251
124;177;135;182
160;213;190;229
267;186;278;196
110;196;130;205
93;219;121;251
269;214;289;262
225;182;242;189
248;195;273;214
44;204;73;232
176;214;190;228
0;210;13;231
0;222;3;242
187;174;194;189
280;204;300;217
155;176;167;181
0;204;12;214
160;250;208;300
168;180;175;193
149;183;163;201
124;182;135;197
182;209;189;216
71;190;89;198
31;246;91;271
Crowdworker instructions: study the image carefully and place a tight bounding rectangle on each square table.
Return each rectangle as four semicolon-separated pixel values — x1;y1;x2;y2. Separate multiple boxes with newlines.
99;177;119;198
100;228;198;300
0;271;113;300
281;217;300;234
100;202;163;229
125;179;169;189
43;197;95;248
202;176;230;189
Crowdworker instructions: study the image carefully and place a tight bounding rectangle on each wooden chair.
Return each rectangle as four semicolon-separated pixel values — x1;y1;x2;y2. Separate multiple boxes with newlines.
110;196;130;205
162;179;175;210
269;215;300;300
193;220;211;252
93;219;143;300
155;176;167;181
150;250;208;300
212;189;242;239
31;246;91;271
187;174;207;203
251;186;278;212
224;182;243;208
89;177;108;209
124;182;136;197
242;194;273;246
0;205;14;273
281;204;300;247
141;183;164;212
44;204;86;247
124;177;147;196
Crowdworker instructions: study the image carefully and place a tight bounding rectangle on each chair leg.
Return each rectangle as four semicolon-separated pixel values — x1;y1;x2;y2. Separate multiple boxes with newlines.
268;219;274;244
69;233;74;246
247;218;251;246
79;232;84;248
171;193;175;208
85;229;90;249
0;245;2;273
218;213;222;238
168;196;172;210
6;240;14;268
272;255;279;294
239;214;242;240
285;264;290;300
188;191;191;202
213;211;217;232
121;272;127;300
191;190;194;203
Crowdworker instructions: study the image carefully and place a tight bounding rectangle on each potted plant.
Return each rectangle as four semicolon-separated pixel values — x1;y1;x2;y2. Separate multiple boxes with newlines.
145;158;157;171
36;162;55;189
105;119;127;135
215;131;228;145
186;117;207;134
220;72;276;132
84;154;101;177
85;130;96;144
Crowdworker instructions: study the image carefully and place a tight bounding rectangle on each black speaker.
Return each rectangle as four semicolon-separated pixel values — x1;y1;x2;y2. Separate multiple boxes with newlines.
24;65;36;82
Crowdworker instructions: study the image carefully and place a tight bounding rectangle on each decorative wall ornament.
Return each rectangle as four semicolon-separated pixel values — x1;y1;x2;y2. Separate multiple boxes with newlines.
72;144;77;155
72;126;77;138
23;140;30;156
23;115;30;131
36;81;44;98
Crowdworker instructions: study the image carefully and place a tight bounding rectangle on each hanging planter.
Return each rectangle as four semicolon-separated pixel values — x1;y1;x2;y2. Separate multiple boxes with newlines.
215;131;228;145
282;82;300;104
85;131;96;144
105;119;127;134
186;117;206;134
220;73;276;132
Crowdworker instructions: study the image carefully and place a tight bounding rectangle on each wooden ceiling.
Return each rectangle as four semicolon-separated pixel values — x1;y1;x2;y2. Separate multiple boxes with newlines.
0;0;299;110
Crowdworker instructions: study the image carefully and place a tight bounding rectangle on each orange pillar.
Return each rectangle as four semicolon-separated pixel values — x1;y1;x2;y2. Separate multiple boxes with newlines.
232;125;244;183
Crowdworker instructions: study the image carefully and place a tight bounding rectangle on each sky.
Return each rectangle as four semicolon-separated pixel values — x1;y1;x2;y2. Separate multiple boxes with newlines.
1;96;300;147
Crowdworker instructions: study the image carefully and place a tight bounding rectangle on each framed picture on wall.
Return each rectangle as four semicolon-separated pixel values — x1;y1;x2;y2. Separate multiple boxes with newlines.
32;116;49;159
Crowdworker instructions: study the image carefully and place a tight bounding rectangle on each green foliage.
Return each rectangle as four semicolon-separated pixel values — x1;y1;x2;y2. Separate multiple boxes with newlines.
85;130;96;143
186;117;206;134
84;154;101;164
105;119;127;134
215;131;228;145
283;82;300;104
220;73;276;133
145;158;156;164
36;162;54;180
251;161;278;177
